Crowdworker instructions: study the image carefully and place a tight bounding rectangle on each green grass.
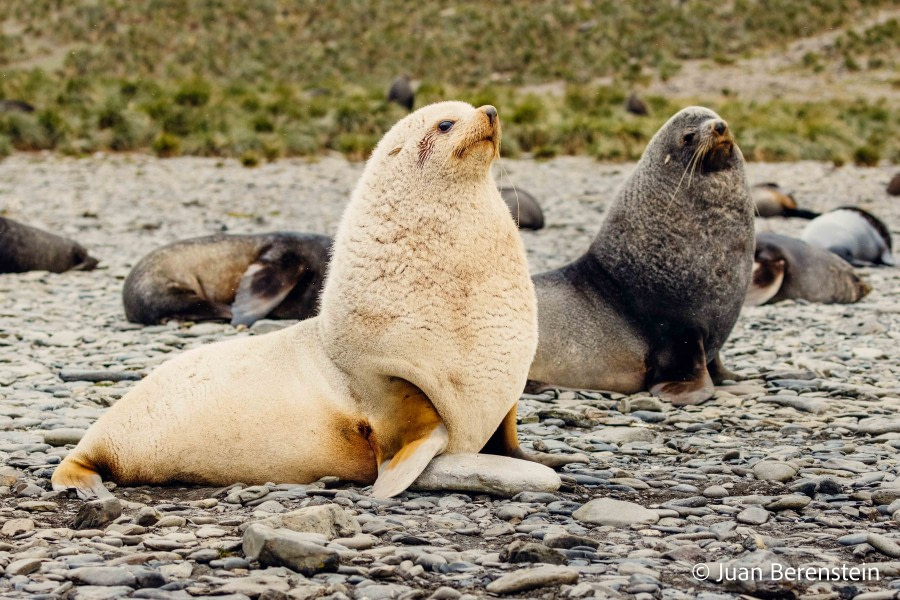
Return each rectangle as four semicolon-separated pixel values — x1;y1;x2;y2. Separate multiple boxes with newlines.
0;0;897;164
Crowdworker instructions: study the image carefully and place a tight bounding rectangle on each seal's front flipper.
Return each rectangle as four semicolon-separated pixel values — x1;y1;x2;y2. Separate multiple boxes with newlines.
708;352;741;385
51;456;113;501
481;402;588;468
649;332;715;407
231;246;306;326
371;383;449;499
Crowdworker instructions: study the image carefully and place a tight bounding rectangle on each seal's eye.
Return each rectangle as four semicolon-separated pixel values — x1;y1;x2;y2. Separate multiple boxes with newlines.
437;120;454;133
682;132;695;145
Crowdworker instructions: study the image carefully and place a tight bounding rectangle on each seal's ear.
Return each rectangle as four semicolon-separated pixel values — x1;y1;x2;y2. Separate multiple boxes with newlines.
231;246;305;326
388;146;402;157
370;382;449;499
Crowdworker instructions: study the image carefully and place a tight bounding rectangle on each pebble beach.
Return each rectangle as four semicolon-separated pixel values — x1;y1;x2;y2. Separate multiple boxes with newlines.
0;152;899;599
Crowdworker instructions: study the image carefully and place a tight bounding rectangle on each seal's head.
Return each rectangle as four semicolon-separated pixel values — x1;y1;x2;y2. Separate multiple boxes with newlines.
746;238;787;305
652;106;739;176
369;101;501;183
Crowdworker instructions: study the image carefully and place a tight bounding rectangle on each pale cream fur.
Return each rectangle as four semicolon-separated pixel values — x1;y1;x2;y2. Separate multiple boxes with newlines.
52;101;537;495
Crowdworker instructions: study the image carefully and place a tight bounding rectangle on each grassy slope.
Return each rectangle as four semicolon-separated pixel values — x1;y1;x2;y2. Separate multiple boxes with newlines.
0;0;897;163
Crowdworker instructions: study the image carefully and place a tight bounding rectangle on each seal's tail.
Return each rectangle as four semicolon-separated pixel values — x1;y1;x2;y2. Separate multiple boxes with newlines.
782;208;820;219
51;456;112;500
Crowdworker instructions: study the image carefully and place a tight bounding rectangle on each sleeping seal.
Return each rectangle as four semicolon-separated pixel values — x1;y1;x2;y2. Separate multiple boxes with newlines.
499;187;545;230
752;182;819;219
52;101;545;501
0;217;98;273
122;233;332;326
801;207;895;266
745;233;871;306
529;106;755;406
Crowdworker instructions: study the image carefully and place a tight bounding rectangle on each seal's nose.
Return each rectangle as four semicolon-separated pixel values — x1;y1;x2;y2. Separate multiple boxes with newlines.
713;120;727;135
482;105;498;126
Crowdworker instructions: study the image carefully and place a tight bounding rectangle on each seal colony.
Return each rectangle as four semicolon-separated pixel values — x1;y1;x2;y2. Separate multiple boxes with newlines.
528;106;754;406
122;232;332;326
0;216;99;274
52;101;546;500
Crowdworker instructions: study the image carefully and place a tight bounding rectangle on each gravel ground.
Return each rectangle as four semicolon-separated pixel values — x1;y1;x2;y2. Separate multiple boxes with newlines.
0;152;898;600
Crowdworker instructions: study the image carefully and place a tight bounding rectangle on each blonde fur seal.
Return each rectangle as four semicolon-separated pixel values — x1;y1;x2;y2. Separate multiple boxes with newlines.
52;101;539;500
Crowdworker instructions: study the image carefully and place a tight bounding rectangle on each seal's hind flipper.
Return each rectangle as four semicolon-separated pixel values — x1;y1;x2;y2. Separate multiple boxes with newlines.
481;402;589;468
231;248;306;326
370;381;449;499
648;331;716;406
51;457;113;500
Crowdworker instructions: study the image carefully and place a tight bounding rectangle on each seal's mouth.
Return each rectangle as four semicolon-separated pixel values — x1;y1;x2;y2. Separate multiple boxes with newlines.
696;120;735;173
454;105;501;160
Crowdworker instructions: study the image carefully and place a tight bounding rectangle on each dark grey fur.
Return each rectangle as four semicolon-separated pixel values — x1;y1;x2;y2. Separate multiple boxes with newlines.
530;106;755;406
123;232;332;326
746;233;870;306
499;187;545;230
0;217;98;273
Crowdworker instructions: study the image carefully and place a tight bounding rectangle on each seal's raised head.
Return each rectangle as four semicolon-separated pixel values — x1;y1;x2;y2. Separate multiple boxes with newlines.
651;106;738;176
371;101;500;180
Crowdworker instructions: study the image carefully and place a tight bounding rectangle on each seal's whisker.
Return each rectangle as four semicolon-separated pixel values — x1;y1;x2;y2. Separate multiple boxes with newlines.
497;159;520;224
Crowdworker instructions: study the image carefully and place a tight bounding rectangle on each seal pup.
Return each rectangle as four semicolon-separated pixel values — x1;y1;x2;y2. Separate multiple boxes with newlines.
122;232;332;326
499;187;545;230
52;101;543;500
0;217;98;273
801;207;895;266
745;233;871;306
387;75;414;111
752;182;819;219
529;106;754;406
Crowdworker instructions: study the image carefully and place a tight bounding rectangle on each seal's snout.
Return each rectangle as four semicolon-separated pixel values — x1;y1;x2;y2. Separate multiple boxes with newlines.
713;120;727;135
482;105;498;126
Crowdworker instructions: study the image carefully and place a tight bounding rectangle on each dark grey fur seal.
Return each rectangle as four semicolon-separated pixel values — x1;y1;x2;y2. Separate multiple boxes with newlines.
625;93;649;116
801;207;895;266
529;106;754;406
0;217;98;273
387;75;414;111
745;233;871;306
752;182;819;219
123;232;332;326
498;187;545;230
0;100;35;113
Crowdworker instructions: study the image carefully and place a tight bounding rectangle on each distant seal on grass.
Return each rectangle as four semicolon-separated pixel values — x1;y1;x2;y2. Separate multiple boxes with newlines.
752;182;819;219
745;233;871;306
53;101;557;501
801;207;895;266
122;232;332;326
387;75;414;111
0;217;98;273
528;106;754;406
0;100;35;113
499;187;545;230
625;93;649;116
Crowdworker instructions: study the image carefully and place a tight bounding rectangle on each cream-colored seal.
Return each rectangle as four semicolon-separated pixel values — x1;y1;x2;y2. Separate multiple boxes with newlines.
52;101;538;499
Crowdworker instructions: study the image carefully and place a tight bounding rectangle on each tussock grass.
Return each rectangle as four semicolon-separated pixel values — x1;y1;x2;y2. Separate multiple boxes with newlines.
0;1;896;163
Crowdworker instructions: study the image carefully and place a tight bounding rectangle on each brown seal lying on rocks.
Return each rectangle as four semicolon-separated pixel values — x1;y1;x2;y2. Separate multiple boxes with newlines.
0;217;98;273
529;106;754;406
752;182;819;219
745;232;871;306
122;232;332;326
